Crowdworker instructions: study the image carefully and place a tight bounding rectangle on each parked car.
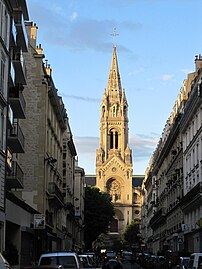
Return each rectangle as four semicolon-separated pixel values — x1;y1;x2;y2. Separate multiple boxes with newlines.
175;256;190;269
105;252;117;261
38;252;82;268
24;266;64;269
188;253;202;269
79;255;93;268
0;253;12;269
121;251;134;263
103;259;123;269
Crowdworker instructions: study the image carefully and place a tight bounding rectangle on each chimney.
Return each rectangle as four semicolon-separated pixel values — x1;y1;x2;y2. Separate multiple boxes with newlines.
195;54;202;72
36;43;43;55
45;60;52;77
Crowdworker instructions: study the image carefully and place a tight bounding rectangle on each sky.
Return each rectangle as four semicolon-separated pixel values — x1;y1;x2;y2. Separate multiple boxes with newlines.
26;0;202;175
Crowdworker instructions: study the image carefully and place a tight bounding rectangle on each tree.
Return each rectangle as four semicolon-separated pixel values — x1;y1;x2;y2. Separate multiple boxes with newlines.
84;186;114;250
123;221;141;247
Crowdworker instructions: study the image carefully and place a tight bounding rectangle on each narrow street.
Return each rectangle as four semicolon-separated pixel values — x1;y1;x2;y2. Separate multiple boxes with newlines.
122;261;144;269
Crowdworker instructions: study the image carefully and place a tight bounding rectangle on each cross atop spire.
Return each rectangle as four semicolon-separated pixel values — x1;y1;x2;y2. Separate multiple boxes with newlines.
111;28;119;48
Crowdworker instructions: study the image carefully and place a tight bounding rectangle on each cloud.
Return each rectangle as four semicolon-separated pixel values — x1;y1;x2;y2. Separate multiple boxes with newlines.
162;74;174;81
28;1;141;53
70;11;78;22
128;67;144;76
46;19;140;53
75;133;158;160
74;137;99;153
180;68;193;75
61;93;100;103
130;134;159;159
95;0;154;8
74;133;159;174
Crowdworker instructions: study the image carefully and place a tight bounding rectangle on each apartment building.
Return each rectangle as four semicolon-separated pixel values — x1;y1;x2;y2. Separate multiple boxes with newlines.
0;0;11;252
0;1;85;267
141;168;155;253
17;20;83;257
63;128;85;251
180;56;202;253
74;161;85;251
0;0;31;264
141;56;202;254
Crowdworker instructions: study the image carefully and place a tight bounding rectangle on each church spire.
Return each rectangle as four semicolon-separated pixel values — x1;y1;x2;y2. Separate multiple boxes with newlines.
96;41;133;236
107;46;122;102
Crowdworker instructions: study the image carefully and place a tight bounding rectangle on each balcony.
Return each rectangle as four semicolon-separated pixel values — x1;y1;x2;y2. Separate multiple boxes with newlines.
181;182;202;212
9;85;26;118
45;210;54;228
149;207;167;229
7;106;13;129
7;121;25;153
10;19;17;47
12;50;26;85
48;182;64;208
65;202;75;217
13;10;28;52
6;161;23;189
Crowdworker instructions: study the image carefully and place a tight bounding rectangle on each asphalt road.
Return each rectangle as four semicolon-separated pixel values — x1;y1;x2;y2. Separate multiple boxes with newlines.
122;261;144;269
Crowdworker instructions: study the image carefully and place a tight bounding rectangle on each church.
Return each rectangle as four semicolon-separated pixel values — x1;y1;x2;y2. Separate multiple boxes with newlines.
85;42;143;238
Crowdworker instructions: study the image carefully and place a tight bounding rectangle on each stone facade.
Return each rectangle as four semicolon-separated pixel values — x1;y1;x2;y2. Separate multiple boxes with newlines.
96;46;133;235
2;13;85;267
141;56;202;254
0;0;10;251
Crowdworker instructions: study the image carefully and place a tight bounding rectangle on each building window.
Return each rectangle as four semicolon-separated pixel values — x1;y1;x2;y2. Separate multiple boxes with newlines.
133;193;137;202
115;131;118;149
0;109;3;149
110;132;113;149
0;54;5;94
0;3;10;49
109;129;119;150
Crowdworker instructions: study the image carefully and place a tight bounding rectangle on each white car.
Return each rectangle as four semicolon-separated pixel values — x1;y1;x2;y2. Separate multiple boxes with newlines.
38;252;83;269
188;253;202;269
0;252;12;269
79;255;94;268
176;256;190;269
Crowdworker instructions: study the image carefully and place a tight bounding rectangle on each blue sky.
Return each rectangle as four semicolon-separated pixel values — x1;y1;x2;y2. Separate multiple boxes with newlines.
27;0;202;175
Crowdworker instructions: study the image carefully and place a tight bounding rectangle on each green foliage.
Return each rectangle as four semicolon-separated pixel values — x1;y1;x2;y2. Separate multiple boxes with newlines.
84;186;114;250
123;221;141;244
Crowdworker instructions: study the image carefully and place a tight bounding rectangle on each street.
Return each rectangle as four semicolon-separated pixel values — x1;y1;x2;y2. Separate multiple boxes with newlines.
122;261;144;269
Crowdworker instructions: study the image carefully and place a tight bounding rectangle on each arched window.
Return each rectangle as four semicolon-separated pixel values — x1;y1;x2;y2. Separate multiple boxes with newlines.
110;218;118;232
109;129;119;150
106;179;121;202
110;132;113;149
115;131;118;149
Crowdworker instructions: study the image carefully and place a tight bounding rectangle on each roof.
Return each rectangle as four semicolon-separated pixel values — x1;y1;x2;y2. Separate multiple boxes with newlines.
85;175;144;188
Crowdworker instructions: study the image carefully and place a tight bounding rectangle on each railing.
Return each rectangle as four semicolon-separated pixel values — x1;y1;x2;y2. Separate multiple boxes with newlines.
6;161;23;189
14;10;28;51
48;182;64;205
12;49;26;85
10;122;25;146
9;85;26;118
149;207;167;229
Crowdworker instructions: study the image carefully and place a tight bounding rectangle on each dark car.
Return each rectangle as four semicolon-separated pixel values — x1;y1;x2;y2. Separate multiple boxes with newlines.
103;259;123;269
23;265;64;269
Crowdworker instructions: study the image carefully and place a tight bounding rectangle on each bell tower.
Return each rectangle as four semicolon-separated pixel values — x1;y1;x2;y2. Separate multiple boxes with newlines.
96;44;133;235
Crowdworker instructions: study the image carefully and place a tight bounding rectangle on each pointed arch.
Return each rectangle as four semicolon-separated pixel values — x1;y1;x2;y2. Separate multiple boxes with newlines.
109;209;124;232
106;178;121;202
108;127;120;150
